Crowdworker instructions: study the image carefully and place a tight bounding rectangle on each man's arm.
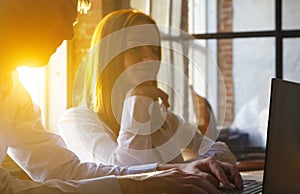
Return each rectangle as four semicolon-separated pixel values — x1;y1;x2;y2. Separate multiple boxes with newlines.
157;157;243;190
117;168;220;194
8;78;156;181
0;166;121;194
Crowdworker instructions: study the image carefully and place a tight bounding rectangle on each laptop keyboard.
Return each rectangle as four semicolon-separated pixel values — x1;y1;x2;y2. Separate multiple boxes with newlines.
220;179;262;194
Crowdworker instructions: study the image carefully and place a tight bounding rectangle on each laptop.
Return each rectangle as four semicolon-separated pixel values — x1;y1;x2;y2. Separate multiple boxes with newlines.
221;78;300;194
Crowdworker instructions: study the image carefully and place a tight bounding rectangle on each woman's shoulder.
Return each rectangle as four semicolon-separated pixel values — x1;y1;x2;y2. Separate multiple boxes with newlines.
60;106;100;123
64;106;96;115
62;107;117;139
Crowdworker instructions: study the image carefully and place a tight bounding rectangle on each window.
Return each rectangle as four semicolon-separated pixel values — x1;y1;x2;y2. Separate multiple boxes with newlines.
130;0;300;148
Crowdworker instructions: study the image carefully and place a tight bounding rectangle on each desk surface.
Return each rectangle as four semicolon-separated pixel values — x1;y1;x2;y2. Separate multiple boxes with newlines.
241;170;264;182
236;159;265;172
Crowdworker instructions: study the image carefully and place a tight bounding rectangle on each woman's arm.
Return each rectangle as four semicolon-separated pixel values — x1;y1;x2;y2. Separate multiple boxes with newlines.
172;115;237;164
119;94;236;165
117;95;174;164
58;106;161;166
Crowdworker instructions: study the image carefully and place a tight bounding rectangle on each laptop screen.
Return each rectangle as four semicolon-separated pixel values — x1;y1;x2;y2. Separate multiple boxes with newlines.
263;78;300;193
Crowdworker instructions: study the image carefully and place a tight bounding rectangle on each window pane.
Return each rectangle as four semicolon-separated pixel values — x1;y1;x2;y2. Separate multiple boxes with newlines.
233;0;275;32
233;38;275;146
188;0;208;34
282;0;300;30
283;38;300;82
151;0;171;26
190;0;275;34
130;0;150;14
232;38;275;147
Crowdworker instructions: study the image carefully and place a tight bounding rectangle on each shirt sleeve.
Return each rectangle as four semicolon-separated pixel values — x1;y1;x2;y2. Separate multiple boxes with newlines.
7;78;157;183
59;95;179;166
177;116;237;164
59;95;234;166
117;96;187;164
59;94;235;166
0;166;122;194
58;107;119;164
58;106;163;167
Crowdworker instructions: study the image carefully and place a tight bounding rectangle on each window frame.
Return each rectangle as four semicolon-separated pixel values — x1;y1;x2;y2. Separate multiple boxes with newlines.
192;0;300;79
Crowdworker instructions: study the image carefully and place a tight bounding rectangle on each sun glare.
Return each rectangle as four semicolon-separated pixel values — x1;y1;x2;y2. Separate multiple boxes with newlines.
17;66;47;106
16;41;68;131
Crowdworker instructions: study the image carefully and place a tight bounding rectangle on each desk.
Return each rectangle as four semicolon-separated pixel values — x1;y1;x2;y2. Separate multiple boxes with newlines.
241;170;264;182
236;159;265;172
1;154;31;180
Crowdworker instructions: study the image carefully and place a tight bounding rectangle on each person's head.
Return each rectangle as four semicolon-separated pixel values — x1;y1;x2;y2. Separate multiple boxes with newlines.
80;9;161;135
0;0;78;73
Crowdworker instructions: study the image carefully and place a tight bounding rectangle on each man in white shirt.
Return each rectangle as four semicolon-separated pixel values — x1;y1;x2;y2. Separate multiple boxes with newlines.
0;0;242;193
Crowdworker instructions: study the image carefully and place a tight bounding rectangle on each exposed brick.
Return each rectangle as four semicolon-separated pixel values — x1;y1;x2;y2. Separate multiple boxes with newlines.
217;0;233;126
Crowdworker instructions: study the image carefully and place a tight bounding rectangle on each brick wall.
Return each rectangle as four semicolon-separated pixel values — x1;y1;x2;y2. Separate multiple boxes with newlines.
217;0;234;126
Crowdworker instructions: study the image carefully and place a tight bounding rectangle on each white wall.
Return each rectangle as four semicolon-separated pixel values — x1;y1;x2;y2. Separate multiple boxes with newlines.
46;42;68;132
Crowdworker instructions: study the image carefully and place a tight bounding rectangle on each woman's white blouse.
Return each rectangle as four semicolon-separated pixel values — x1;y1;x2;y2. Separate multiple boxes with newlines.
59;96;237;167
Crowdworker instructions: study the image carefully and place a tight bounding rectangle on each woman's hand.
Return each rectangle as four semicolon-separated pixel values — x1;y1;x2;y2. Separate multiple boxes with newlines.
117;168;221;194
130;81;170;109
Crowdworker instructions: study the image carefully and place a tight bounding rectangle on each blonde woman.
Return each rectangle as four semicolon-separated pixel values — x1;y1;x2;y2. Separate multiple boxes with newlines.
59;10;237;167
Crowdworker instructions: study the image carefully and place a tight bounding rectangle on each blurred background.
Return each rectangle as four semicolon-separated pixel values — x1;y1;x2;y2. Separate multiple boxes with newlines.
18;0;300;157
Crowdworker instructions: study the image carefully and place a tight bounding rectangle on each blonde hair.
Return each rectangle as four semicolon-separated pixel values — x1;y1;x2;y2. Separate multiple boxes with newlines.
78;10;160;135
